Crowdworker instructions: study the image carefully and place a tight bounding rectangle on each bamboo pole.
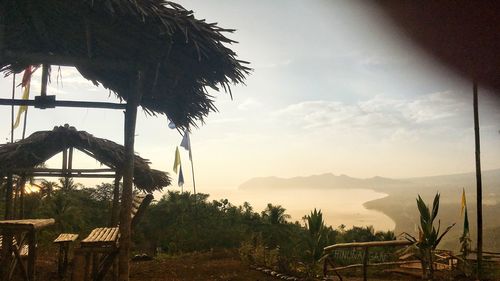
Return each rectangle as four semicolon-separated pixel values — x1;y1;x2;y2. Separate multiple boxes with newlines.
324;240;412;253
22;104;28;139
41;64;49;97
14;168;115;174
473;81;483;279
0;98;126;109
329;260;421;272
110;173;122;226
118;69;144;281
10;74;15;143
4;175;13;219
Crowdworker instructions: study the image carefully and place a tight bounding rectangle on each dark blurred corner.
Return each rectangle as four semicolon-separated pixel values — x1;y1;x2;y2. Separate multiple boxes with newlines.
375;1;500;97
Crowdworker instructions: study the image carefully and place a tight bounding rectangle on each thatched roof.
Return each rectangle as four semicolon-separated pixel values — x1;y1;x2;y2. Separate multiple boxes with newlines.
0;0;250;128
0;125;170;192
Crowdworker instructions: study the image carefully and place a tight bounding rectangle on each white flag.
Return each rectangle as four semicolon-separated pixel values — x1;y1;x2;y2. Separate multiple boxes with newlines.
180;130;192;160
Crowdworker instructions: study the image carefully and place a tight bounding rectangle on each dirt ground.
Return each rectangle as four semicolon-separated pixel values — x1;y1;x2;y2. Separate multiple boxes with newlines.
10;249;448;281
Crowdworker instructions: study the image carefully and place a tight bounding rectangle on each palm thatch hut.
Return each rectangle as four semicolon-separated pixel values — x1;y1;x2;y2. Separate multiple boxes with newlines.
0;0;250;128
0;124;170;228
0;125;170;192
0;1;249;279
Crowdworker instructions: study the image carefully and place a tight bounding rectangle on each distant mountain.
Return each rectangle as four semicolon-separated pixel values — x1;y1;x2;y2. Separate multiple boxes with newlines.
239;169;500;192
239;173;410;190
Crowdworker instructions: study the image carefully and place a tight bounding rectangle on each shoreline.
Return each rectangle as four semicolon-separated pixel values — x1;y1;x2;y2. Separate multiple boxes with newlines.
363;193;398;232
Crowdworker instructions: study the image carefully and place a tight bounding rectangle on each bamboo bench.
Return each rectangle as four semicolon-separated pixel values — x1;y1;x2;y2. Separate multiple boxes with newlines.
72;194;153;281
54;233;79;277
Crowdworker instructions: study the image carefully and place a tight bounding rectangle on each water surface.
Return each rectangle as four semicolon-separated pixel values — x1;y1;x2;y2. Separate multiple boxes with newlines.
162;187;395;231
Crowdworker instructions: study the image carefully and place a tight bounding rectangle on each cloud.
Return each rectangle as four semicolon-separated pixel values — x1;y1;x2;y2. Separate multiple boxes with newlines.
237;98;261;111
254;59;292;69
210;117;244;124
273;91;470;140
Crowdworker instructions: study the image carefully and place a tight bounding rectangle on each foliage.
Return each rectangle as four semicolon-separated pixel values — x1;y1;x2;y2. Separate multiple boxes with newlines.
262;203;291;225
402;193;455;280
303;209;328;276
1;181;398;277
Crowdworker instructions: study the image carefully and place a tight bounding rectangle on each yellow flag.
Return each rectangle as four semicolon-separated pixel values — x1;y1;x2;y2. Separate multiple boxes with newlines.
461;188;467;216
173;147;181;173
13;82;30;129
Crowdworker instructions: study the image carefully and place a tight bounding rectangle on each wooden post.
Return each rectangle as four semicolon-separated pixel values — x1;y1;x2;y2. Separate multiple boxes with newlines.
473;81;483;279
28;229;37;280
110;173;121;226
118;69;144;281
10;74;15;143
41;64;49;97
20;179;25;219
68;147;74;170
4;174;13;219
62;148;68;172
362;247;369;281
13;179;18;219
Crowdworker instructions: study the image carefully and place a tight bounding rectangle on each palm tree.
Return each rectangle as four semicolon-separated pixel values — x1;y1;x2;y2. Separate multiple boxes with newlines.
261;203;290;225
58;178;82;191
38;180;59;198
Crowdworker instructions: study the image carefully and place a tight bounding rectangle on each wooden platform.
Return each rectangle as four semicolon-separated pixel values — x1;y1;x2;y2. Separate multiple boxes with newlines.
0;219;55;231
81;227;119;248
54;233;79;243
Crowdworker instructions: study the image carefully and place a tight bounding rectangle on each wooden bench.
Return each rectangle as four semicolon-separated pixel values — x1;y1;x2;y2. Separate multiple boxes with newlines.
0;219;55;281
72;194;153;281
54;233;79;277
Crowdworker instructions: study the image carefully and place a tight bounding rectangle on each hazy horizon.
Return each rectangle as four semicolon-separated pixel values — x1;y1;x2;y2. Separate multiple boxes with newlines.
1;0;500;194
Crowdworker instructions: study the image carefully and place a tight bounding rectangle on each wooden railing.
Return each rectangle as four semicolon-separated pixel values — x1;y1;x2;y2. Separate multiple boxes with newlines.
322;240;414;281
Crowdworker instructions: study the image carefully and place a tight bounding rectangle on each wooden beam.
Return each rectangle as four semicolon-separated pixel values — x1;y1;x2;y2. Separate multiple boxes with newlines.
329;260;421;272
13;168;114;174
3;50;134;71
30;173;117;178
0;98;126;110
118;68;144;281
324;240;412;253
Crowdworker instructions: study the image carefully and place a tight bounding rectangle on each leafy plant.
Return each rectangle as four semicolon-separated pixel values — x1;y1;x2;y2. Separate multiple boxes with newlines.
401;193;455;280
304;209;328;276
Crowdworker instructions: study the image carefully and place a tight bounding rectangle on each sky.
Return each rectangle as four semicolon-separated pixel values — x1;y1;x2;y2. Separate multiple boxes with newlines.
1;1;499;193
